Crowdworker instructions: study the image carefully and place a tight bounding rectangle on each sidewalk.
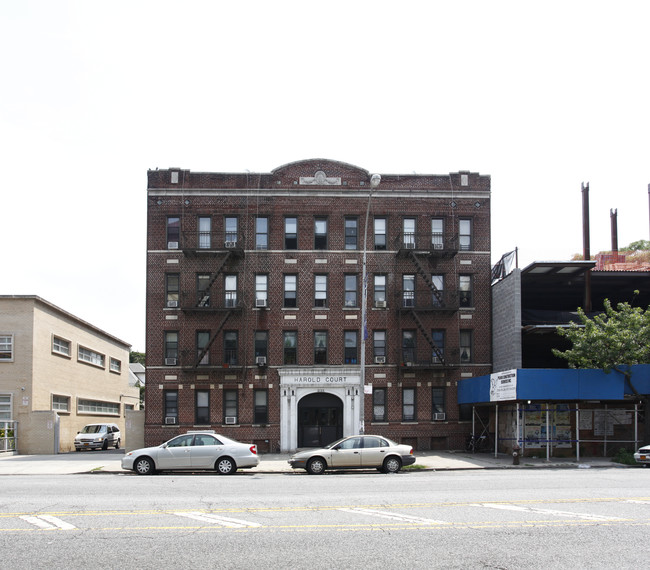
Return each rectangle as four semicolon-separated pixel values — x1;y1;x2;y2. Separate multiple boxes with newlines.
0;449;624;475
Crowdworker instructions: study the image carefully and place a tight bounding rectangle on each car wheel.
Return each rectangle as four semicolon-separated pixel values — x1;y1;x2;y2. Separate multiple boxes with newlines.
134;457;155;475
216;457;236;475
102;440;109;451
383;456;402;474
115;439;120;450
306;457;326;475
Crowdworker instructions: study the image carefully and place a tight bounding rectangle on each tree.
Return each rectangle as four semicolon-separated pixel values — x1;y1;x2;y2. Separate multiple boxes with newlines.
553;295;650;443
130;351;145;365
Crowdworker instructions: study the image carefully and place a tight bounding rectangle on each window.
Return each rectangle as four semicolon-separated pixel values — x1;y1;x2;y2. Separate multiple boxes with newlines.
224;390;238;423
402;275;415;307
197;273;211;307
373;330;386;359
198;216;211;249
0;335;14;361
165;331;179;361
284;275;297;308
255;274;268;306
373;388;387;422
431;329;445;363
166;274;179;307
402;388;416;421
403;218;416;248
431;274;444;307
225;216;238;245
78;346;105;368
254;331;268;359
432;388;446;417
314;274;328;307
78;399;119;415
344;331;358;364
460;330;473;363
374;217;386;250
52;336;70;357
256;216;268;250
314;331;327;364
109;358;121;373
196;331;210;365
459;218;472;251
0;394;11;420
344;275;357;307
164;390;178;422
52;395;69;412
195;390;210;424
254;390;268;424
373;275;386;306
344;218;358;249
314;217;328;249
459;275;473;307
402;330;416;365
224;331;238;365
167;216;180;249
431;218;444;249
285;217;297;249
283;331;297;365
225;274;238;307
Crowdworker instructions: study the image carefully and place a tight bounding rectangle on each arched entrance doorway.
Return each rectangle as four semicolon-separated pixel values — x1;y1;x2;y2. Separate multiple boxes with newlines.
298;392;343;448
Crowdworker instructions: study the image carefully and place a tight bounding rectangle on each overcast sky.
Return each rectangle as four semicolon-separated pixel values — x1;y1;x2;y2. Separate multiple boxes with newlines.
2;1;649;352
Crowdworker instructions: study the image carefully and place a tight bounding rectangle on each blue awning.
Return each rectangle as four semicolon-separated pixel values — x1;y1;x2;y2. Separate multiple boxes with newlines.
458;364;650;405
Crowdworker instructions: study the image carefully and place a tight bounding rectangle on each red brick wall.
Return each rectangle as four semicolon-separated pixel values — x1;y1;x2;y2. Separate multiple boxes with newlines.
145;160;491;451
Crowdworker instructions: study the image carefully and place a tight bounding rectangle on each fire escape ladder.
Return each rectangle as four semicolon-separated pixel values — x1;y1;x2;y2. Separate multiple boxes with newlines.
193;310;233;368
409;309;445;364
409;251;443;305
197;252;232;307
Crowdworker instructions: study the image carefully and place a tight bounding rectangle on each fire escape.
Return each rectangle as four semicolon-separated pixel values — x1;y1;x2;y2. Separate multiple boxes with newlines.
181;231;245;369
396;230;459;370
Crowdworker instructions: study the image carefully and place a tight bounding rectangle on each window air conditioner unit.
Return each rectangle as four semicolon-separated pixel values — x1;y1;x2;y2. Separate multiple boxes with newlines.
405;242;415;249
168;241;179;250
375;300;387;308
374;356;386;364
255;299;267;308
224;416;237;425
433;243;443;250
432;356;442;364
256;356;267;366
433;413;446;421
165;358;177;366
224;241;236;248
165;416;177;425
167;300;179;308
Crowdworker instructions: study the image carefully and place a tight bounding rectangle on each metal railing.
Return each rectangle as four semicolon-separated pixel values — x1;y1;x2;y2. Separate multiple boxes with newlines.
0;421;17;452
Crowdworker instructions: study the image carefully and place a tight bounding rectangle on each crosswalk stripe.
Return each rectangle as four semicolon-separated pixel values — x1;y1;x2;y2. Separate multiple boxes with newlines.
173;512;261;528
469;503;624;521
19;515;76;530
337;507;447;524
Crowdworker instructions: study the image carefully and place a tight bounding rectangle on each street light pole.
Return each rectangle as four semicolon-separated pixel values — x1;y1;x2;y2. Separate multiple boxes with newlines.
359;173;381;435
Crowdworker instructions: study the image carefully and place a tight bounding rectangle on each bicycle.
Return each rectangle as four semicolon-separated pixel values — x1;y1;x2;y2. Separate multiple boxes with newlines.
465;433;488;453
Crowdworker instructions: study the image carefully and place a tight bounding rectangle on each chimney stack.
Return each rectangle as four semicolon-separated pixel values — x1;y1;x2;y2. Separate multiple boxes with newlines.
610;208;618;253
582;182;592;312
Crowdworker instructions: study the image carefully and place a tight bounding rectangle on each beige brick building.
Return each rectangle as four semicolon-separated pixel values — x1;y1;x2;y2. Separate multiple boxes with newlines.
0;296;140;454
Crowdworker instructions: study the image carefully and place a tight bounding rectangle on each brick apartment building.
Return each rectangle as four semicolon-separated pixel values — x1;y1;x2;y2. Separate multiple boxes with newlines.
145;159;492;452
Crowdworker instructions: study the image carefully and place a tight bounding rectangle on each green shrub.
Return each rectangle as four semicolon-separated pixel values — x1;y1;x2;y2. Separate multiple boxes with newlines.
612;447;637;465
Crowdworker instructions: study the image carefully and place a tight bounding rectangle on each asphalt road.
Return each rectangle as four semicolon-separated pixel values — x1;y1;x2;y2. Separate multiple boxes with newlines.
0;468;647;569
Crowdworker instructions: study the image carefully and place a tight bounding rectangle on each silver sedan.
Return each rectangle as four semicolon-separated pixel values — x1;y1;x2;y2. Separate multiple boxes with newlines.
288;435;416;474
121;431;260;475
634;444;650;467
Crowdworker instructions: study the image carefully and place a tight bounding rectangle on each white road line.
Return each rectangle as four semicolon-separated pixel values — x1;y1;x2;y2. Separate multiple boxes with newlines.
173;512;261;528
19;515;77;530
337;507;448;524
469;503;624;522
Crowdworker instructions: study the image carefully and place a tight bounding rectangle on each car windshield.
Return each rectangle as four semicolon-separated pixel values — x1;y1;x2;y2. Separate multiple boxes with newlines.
324;438;347;449
80;425;105;434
